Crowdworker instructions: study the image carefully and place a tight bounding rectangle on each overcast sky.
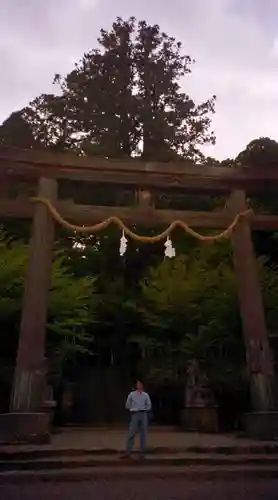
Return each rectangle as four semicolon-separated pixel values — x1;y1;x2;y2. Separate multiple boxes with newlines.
1;0;278;159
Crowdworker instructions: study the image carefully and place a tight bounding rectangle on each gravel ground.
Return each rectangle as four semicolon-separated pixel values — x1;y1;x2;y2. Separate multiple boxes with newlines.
1;479;278;500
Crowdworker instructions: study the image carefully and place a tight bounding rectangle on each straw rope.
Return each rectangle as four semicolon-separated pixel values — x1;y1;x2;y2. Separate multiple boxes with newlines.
31;196;253;243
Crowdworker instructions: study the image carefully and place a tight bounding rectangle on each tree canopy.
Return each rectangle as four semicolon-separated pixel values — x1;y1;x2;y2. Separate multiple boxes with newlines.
236;137;278;169
0;110;39;149
0;17;216;162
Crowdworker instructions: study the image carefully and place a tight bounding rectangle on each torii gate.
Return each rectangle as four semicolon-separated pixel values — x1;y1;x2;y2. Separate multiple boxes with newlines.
0;146;277;441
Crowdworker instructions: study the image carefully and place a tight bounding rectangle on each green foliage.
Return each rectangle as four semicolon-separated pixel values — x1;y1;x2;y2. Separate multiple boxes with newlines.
138;241;278;388
47;258;95;360
138;244;240;383
21;17;215;161
236;137;278;169
260;258;278;332
0;232;95;368
24;94;77;152
141;243;238;334
0;110;39;149
202;137;278;174
235;138;278;214
0;233;27;321
136;241;278;387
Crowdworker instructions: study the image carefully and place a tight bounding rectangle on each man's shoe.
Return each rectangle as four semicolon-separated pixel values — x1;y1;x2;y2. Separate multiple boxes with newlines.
120;452;131;459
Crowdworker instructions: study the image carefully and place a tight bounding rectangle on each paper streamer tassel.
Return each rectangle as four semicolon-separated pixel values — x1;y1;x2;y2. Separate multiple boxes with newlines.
119;230;128;256
164;236;176;258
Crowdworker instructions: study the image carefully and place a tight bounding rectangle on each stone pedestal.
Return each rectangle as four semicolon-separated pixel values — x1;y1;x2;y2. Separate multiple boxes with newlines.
0;413;51;444
241;411;278;440
180;406;218;433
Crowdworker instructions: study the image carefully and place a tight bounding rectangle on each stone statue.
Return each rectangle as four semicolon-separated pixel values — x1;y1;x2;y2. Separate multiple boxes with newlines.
185;360;214;407
182;360;218;432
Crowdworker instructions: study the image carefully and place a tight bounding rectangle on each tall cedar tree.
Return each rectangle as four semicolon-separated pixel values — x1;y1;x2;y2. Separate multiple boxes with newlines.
19;17;215;161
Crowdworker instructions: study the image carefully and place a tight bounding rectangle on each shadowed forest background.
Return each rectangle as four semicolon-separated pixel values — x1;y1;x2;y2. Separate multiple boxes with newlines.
1;17;278;429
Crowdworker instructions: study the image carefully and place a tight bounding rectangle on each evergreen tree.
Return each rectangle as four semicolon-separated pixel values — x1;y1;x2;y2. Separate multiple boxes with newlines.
23;17;215;161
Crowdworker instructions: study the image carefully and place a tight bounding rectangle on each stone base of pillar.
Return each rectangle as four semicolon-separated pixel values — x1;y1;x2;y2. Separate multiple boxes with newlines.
10;368;45;413
241;411;278;440
180;406;218;433
250;373;278;413
0;413;51;444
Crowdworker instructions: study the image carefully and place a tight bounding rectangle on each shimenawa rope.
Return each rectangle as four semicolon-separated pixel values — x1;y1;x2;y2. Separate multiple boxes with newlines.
31;196;253;243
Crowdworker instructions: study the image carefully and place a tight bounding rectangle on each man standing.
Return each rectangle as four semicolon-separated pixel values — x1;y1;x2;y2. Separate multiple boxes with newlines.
122;380;152;458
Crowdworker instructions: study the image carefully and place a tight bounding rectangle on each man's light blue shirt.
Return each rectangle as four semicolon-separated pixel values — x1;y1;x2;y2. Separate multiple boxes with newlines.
125;390;152;412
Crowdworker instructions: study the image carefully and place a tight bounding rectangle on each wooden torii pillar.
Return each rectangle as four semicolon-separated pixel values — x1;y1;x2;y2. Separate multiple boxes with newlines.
230;190;277;436
7;177;57;441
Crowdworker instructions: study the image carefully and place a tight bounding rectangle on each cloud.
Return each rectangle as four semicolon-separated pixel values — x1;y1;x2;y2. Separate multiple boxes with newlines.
0;0;101;119
0;0;278;159
149;0;278;158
